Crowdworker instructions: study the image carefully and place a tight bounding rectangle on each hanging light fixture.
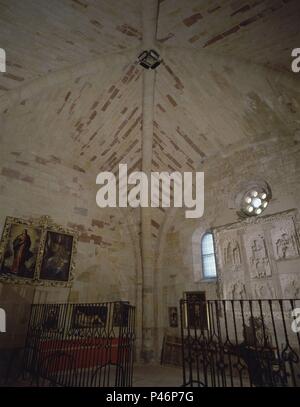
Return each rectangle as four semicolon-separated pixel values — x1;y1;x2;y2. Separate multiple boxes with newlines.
137;49;162;70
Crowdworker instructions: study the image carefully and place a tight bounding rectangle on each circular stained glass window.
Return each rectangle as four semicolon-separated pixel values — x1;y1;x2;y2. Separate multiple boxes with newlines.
242;187;270;216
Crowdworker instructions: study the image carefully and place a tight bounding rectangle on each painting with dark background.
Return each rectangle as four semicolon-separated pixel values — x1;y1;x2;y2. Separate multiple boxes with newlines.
185;292;208;330
40;231;73;282
113;302;129;327
71;305;108;329
41;305;60;331
168;307;178;328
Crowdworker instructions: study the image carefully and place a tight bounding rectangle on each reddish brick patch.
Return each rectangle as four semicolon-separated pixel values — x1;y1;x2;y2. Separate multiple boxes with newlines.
207;5;221;13
21;175;34;183
157;33;174;43
157;103;166;113
163;63;184;91
35;156;48;165
166;94;177;107
177;127;206;158
239;16;259;27
116;24;141;39
3;73;24;82
90;19;102;28
90;235;103;245
91;101;99;110
1;167;20;179
222;25;240;38
73;165;86;173
50;155;61;164
122;115;141;140
65;91;71;102
92;219;105;228
67;222;86;232
88;110;97;125
16;160;29;166
71;0;88;8
183;13;203;27
151;219;160;230
78;233;90;243
203;34;223;47
189;34;201;43
101;100;110;112
231;5;251;16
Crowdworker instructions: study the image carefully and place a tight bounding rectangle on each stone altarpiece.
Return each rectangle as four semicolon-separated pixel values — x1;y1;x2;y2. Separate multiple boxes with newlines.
213;210;300;300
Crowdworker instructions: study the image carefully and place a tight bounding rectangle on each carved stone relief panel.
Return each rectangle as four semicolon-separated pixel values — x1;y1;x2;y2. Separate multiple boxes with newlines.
271;217;300;260
280;274;300;298
223;238;242;268
214;229;247;299
244;228;271;279
214;210;300;300
215;230;243;272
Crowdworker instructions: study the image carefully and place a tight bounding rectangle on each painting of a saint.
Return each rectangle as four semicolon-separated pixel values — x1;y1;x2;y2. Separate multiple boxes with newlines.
185;292;208;330
0;222;41;279
40;231;73;282
168;307;178;328
42;306;60;331
113;302;129;327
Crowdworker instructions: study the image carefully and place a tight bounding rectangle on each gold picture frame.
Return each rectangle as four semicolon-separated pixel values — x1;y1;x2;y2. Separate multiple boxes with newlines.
0;215;77;287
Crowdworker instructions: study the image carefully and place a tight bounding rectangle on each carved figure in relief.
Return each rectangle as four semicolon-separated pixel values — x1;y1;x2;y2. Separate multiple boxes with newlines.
285;279;300;298
223;240;241;266
276;231;298;259
228;281;246;300
249;236;271;278
254;283;275;299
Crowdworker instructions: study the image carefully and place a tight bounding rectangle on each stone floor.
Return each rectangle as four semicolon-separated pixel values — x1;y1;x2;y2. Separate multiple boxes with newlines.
0;364;184;387
133;365;183;387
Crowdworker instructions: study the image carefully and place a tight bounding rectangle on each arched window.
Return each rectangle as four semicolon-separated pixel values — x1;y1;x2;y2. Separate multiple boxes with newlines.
201;232;217;279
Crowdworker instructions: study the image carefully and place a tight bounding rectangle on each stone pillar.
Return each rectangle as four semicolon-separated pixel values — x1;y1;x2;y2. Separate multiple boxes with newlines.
140;0;158;363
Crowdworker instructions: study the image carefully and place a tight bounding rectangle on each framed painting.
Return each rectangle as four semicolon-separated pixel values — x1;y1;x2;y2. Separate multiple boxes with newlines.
40;231;74;282
0;217;42;283
71;305;108;329
113;302;130;327
168;307;178;328
184;291;208;330
41;305;60;332
0;215;77;286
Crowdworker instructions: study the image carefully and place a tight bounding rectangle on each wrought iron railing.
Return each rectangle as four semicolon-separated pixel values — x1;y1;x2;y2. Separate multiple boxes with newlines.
22;301;135;387
180;299;300;387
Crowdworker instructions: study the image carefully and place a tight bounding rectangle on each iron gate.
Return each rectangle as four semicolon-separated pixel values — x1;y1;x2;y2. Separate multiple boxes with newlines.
180;299;300;387
23;301;135;387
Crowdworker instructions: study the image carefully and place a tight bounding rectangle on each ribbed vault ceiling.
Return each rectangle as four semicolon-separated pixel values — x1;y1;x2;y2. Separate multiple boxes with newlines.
0;0;141;91
1;0;300;239
157;0;300;72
